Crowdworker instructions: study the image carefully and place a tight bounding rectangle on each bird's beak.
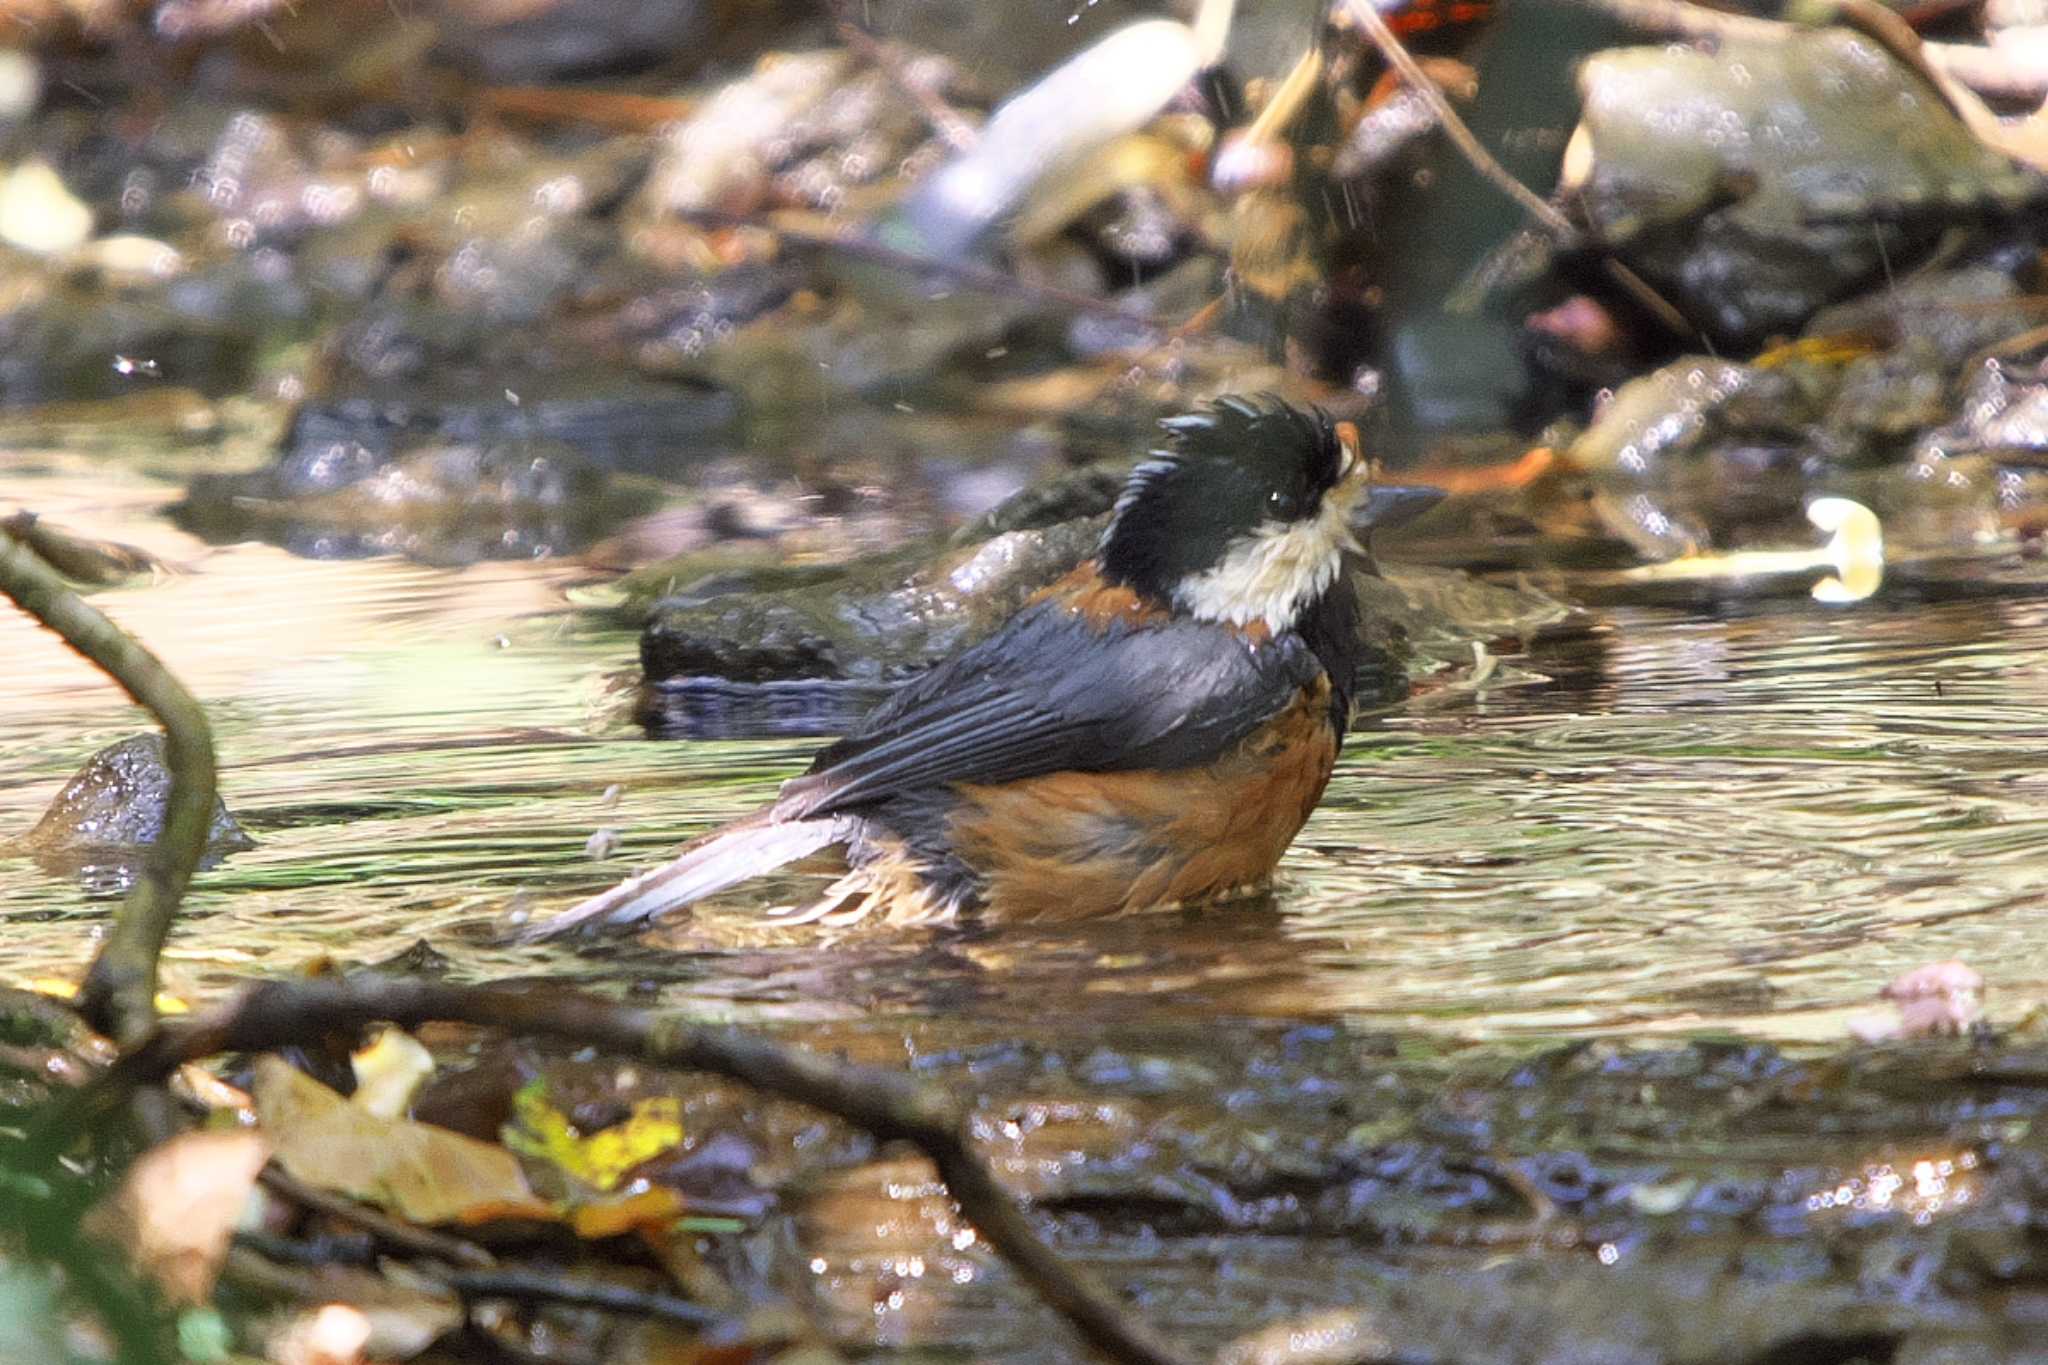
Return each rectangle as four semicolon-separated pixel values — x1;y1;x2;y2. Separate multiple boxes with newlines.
1353;482;1446;531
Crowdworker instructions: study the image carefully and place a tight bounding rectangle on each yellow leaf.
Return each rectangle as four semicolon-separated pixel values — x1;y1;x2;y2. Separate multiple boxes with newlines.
503;1078;684;1193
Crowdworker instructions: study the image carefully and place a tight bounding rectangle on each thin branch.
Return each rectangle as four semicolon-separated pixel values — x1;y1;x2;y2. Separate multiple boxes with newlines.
48;976;1200;1365
1339;0;1571;235
0;528;217;1047
258;1165;498;1269
441;1268;733;1329
1338;0;1695;338
830;5;977;153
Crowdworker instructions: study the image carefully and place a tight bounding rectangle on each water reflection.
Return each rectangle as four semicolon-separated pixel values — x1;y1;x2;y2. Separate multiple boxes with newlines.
4;459;2048;1044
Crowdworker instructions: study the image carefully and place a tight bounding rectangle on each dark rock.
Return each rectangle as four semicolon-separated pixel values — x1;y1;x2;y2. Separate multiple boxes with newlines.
632;473;1569;736
173;435;665;565
170;363;739;563
1567;33;2045;345
269;376;742;483
14;733;252;888
430;0;711;82
639;515;1105;688
0;270;260;406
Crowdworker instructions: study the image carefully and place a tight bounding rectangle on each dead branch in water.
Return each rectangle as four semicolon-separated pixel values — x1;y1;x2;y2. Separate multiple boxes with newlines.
48;974;1205;1365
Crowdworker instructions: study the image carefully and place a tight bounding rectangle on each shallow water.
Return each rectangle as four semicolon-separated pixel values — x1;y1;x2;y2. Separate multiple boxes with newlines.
5;450;2046;1048
14;447;2048;1362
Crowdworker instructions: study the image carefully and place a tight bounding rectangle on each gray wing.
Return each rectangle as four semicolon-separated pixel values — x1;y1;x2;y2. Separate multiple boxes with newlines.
772;597;1326;820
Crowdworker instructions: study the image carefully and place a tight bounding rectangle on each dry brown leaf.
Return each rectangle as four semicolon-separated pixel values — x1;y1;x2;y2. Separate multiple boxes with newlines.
84;1129;271;1305
253;1055;551;1226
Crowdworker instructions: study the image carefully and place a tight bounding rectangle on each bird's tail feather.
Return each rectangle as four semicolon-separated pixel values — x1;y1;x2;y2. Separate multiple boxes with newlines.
520;815;855;940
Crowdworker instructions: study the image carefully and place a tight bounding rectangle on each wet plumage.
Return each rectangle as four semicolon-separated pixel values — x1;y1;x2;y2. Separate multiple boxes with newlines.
524;395;1383;939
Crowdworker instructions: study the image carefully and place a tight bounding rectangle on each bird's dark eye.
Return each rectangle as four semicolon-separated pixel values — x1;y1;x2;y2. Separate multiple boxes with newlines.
1266;489;1299;519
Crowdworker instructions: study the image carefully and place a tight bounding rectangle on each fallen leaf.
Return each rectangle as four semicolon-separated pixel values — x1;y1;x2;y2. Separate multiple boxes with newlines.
254;1056;550;1225
504;1077;685;1193
570;1185;688;1239
350;1028;435;1120
84;1130;270;1305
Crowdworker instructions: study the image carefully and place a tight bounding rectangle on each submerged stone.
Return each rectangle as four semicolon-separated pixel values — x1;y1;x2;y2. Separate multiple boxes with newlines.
174;435;665;566
14;733;252;888
1565;357;1818;559
267;375;741;484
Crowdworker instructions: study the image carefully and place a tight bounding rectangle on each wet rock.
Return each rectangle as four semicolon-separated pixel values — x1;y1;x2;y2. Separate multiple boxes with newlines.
1564;358;1820;559
13;733;252;886
429;0;711;82
1558;280;2048;562
1799;268;2045;465
405;137;651;327
173;435;664;565
639;515;1104;688
1806;267;2036;368
1893;357;2048;544
269;375;739;483
1565;33;2044;344
633;468;1568;735
768;57;963;217
186;110;386;249
0;267;262;405
608;263;801;373
634;50;856;220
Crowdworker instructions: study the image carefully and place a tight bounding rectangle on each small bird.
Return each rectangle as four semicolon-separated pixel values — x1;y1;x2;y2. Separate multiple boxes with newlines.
527;395;1427;938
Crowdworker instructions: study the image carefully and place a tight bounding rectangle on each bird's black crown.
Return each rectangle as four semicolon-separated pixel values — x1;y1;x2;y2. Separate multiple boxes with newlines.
1099;395;1351;606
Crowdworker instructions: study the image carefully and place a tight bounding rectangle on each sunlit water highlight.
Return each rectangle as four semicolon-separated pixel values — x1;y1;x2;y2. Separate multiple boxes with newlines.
4;455;2047;1047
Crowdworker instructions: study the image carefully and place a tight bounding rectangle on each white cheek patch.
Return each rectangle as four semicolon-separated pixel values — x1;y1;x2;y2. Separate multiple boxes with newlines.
1172;488;1364;633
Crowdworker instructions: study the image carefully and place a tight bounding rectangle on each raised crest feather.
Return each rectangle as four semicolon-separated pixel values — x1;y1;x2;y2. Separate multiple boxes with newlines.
1097;395;1359;631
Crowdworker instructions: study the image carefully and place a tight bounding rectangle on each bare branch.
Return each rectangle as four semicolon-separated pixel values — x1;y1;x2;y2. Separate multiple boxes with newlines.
52;976;1201;1365
1339;0;1694;337
0;527;217;1047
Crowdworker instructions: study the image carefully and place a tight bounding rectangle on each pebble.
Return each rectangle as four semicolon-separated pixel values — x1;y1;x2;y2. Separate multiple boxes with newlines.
0;48;37;121
0;158;93;255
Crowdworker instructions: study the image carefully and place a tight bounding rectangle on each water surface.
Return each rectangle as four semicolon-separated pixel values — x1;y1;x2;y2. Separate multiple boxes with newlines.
4;452;2044;1047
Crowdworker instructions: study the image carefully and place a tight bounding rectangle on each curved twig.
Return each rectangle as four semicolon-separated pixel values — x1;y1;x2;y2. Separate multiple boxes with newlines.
1339;0;1695;338
1340;0;1572;235
257;1165;498;1269
47;976;1199;1365
0;528;217;1046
